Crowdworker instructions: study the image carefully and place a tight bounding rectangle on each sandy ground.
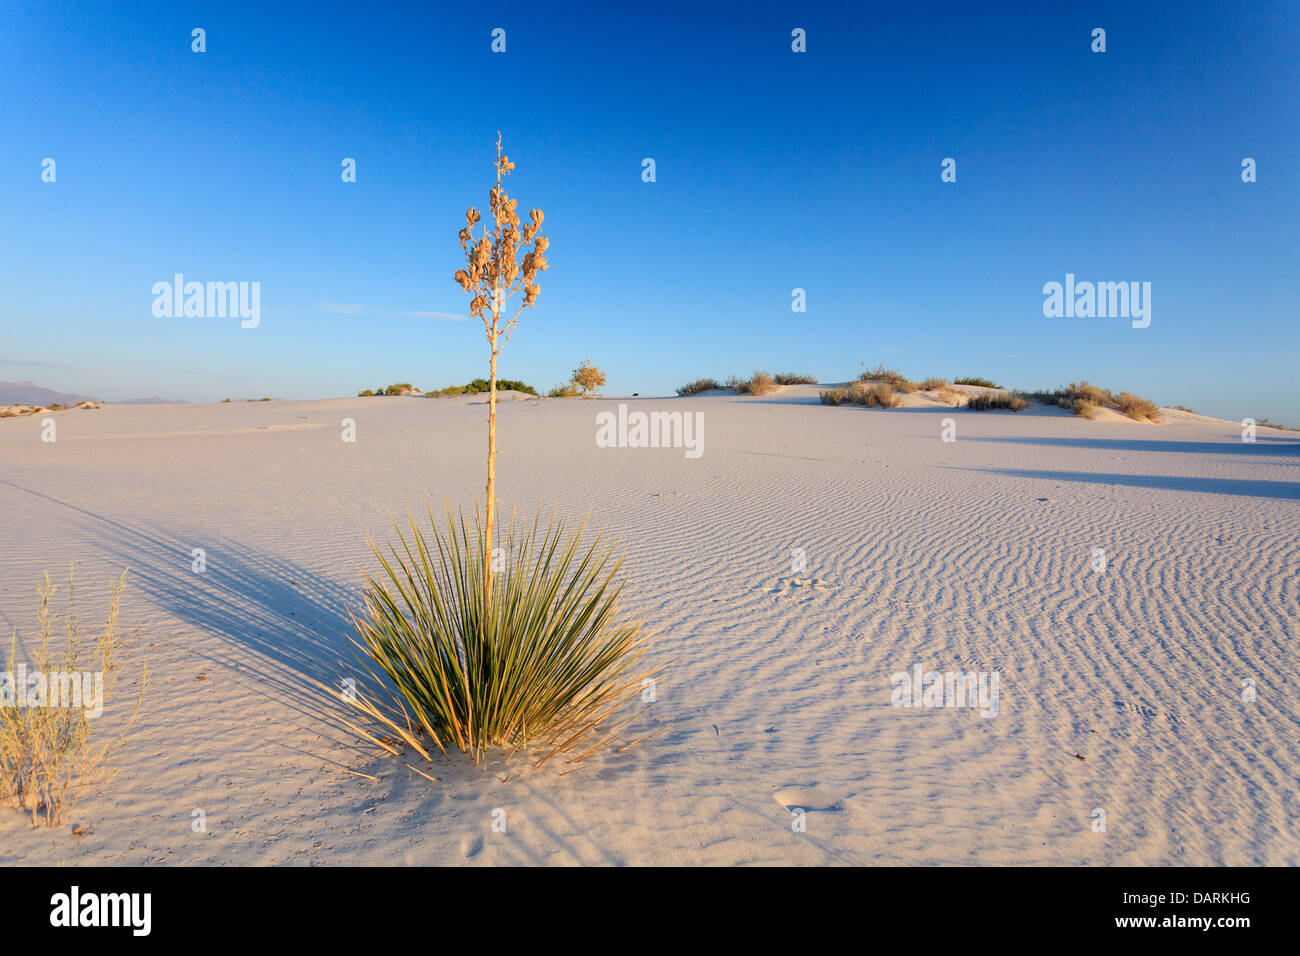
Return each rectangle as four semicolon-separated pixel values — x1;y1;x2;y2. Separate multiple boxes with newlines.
0;386;1296;865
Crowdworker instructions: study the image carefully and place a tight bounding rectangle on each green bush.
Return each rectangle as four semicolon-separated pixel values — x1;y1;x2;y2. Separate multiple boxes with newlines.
426;379;537;397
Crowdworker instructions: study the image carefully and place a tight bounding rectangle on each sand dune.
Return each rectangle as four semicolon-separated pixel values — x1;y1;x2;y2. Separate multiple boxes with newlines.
0;388;1296;864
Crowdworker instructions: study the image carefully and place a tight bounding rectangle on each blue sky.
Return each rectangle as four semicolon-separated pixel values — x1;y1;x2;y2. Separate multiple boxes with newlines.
2;0;1297;421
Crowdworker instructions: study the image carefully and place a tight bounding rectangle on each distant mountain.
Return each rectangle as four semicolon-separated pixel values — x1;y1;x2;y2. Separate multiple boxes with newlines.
0;381;185;406
0;381;93;406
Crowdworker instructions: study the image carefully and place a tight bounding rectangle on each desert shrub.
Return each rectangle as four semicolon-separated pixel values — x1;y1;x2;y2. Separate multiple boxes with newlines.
340;506;659;767
221;397;232;402
496;379;536;394
1065;380;1114;406
920;377;949;391
966;391;1029;412
1;568;147;827
1255;417;1300;431
676;378;723;396
859;363;908;386
547;384;580;398
1116;391;1161;422
819;387;849;405
953;377;1001;389
1024;389;1071;408
736;371;778;396
426;379;536;397
1072;399;1097;418
358;390;375;397
774;372;818;385
568;360;607;397
850;381;898;408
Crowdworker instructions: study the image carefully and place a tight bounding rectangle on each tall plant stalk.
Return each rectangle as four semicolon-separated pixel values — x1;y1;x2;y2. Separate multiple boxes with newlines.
454;132;549;618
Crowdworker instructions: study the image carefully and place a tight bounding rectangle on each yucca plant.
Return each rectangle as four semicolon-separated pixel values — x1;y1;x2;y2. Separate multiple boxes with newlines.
331;136;663;773
341;505;660;768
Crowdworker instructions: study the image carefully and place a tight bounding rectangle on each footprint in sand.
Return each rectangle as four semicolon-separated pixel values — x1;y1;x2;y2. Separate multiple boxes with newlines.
761;577;840;595
772;784;844;814
460;835;484;858
1115;699;1181;724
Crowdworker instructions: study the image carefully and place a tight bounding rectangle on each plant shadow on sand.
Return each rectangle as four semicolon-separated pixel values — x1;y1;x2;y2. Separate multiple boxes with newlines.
0;479;664;793
965;435;1300;459
959;467;1300;501
0;479;358;720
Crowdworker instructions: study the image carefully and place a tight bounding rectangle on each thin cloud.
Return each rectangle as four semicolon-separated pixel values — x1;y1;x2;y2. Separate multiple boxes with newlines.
317;302;375;314
316;303;466;320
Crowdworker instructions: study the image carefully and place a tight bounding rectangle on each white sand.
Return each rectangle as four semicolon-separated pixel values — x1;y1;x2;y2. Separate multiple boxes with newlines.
1;387;1296;864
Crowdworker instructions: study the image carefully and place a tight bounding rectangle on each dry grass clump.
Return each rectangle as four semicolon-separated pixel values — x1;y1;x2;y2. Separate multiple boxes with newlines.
1024;382;1162;422
953;376;1001;389
1;568;147;827
1116;391;1161;422
1023;389;1073;410
919;377;948;391
735;371;778;396
933;386;964;405
966;391;1029;412
1255;417;1300;432
1061;381;1161;421
676;378;723;396
850;381;899;408
859;363;909;386
547;384;580;398
1065;380;1114;406
820;382;899;408
774;372;818;385
337;506;661;768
